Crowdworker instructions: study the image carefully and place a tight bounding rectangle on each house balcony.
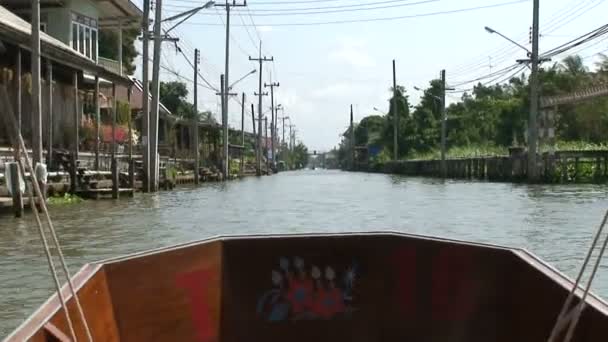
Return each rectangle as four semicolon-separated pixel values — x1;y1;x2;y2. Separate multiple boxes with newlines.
98;56;121;75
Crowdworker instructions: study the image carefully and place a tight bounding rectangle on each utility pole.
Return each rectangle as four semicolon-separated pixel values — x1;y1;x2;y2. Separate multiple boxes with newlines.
528;0;540;182
280;114;289;160
441;70;447;178
31;0;42;166
216;75;237;180
392;59;398;160
149;0;163;192
193;48;200;184
141;0;151;192
216;0;247;175
265;81;280;168
350;104;355;170
251;103;256;137
249;41;273;176
264;117;268;172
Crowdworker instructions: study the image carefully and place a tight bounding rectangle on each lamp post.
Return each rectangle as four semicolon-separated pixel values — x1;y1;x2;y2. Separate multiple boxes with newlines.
373;107;387;115
228;69;256;90
485;16;542;181
484;26;532;56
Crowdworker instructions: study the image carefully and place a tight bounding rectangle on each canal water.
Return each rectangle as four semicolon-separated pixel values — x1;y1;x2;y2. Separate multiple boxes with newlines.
1;169;608;336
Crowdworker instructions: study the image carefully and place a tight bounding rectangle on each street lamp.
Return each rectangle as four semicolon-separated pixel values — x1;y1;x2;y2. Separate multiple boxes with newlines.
162;1;215;34
373;107;387;115
484;26;531;56
228;68;256;90
414;86;441;102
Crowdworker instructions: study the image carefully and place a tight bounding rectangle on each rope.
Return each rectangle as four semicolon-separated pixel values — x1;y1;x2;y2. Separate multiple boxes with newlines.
0;85;93;341
547;209;608;342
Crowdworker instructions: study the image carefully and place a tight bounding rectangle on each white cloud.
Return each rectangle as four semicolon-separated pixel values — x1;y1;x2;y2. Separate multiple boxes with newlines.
328;36;376;68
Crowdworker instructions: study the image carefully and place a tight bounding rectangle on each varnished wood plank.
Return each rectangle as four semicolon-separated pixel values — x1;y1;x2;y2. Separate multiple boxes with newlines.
5;264;120;342
105;241;223;342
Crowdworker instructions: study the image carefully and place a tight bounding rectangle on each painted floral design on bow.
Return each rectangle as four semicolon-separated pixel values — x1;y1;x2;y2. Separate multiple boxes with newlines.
257;257;358;321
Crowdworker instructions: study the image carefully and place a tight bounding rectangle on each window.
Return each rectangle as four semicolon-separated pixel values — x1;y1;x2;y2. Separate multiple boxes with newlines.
85;27;90;57
72;22;78;50
78;25;84;54
70;12;98;61
91;30;97;61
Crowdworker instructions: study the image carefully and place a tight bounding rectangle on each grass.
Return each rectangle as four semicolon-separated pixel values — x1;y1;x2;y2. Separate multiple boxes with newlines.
406;141;608;161
47;193;83;205
408;144;508;161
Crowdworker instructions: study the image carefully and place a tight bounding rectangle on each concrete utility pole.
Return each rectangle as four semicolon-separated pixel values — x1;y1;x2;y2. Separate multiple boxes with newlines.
264;81;279;167
193;48;200;184
392;59;398;160
141;0;151;192
264;117;268;171
251;103;256;137
441;69;447;178
289;124;296;156
249;41;273;176
528;0;541;182
31;0;43;166
216;75;237;180
350;104;355;170
280;114;290;159
149;0;164;192
216;0;247;174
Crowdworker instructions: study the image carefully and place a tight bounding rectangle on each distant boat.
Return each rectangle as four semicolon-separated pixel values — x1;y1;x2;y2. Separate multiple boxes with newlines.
6;232;608;341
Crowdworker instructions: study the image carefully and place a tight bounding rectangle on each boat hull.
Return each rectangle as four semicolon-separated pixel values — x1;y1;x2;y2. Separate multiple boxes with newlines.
5;232;608;341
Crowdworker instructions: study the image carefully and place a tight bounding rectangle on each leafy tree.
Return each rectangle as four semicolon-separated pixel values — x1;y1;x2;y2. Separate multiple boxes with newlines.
98;28;140;75
337;54;608;166
383;85;413;157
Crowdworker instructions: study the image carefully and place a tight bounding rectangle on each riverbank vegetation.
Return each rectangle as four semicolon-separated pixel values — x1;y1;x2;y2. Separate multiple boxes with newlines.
336;54;608;167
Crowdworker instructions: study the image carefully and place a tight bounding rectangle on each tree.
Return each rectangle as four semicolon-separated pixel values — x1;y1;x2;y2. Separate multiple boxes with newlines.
159;81;189;114
98;28;140;75
383;85;413;157
354;115;385;146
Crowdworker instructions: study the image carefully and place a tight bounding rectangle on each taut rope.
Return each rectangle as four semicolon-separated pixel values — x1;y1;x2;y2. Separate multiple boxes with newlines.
0;85;93;341
547;209;608;342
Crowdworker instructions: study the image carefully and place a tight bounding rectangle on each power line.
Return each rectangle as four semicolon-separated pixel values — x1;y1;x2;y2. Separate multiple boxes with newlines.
214;7;256;58
164;0;439;15
449;23;608;91
237;9;259;50
170;0;357;4
449;65;526;94
183;0;530;26
449;0;600;78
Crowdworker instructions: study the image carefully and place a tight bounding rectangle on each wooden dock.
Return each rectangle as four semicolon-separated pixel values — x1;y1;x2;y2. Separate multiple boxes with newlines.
75;188;134;199
377;150;608;183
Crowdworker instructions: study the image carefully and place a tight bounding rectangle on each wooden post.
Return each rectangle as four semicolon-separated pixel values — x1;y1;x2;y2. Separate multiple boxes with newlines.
31;0;43;166
574;157;580;182
70;71;79;193
9;161;23;218
94;75;100;170
46;60;53;169
15;49;22;159
111;83;119;199
193;49;200;185
128;86;135;189
240;92;245;175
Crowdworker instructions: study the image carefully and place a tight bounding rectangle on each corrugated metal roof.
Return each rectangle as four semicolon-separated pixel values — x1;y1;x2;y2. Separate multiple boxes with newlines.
0;5;132;84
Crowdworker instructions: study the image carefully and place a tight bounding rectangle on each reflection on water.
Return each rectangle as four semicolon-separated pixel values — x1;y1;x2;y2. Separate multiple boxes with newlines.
1;169;608;336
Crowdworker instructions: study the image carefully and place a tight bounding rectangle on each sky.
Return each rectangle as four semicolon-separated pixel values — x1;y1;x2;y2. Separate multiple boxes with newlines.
133;0;608;152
